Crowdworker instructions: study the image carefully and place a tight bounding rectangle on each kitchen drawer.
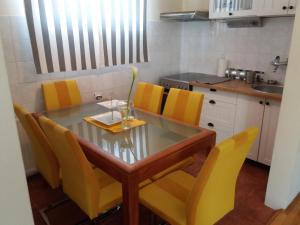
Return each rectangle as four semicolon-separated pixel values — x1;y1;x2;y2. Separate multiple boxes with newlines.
200;118;234;144
193;86;238;105
201;99;236;128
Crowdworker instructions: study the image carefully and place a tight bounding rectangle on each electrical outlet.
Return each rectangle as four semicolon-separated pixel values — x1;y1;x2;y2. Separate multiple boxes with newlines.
94;92;103;101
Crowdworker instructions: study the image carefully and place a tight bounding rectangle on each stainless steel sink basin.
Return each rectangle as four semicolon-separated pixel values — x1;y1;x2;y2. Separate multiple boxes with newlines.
252;85;283;94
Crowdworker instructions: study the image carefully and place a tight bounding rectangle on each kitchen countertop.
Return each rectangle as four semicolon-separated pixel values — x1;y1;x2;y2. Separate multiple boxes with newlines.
190;79;282;101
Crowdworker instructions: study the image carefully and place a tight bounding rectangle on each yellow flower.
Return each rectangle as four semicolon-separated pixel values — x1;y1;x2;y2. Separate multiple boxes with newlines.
131;66;138;80
127;66;138;107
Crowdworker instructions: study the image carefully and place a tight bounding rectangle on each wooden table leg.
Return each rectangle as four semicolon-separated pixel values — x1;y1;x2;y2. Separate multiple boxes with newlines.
122;178;139;225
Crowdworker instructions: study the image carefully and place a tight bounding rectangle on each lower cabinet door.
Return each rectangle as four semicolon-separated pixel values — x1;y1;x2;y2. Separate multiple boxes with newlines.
200;118;234;144
258;100;281;166
234;95;265;161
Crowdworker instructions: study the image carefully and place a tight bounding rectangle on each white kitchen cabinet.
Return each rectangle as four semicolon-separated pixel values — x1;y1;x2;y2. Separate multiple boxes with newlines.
209;0;259;19
234;95;281;164
258;0;298;16
234;95;265;161
194;85;281;165
258;100;281;165
202;98;236;127
194;86;237;144
200;117;234;143
288;0;298;14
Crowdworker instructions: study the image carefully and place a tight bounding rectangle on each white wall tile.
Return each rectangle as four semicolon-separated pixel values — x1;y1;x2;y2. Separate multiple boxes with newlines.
181;18;294;82
13;37;33;62
0;17;11;39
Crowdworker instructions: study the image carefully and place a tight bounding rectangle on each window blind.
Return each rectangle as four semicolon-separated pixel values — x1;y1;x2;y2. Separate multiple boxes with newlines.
24;0;148;74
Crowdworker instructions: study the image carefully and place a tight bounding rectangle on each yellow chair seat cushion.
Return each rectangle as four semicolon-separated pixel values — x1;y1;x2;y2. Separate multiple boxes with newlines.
93;168;122;212
93;168;152;212
151;157;194;180
140;170;196;225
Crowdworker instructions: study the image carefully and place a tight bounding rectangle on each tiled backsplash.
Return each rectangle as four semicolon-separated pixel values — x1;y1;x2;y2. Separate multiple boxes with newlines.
180;17;294;83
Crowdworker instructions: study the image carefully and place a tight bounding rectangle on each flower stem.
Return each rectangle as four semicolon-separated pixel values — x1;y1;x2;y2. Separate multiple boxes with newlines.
126;67;137;119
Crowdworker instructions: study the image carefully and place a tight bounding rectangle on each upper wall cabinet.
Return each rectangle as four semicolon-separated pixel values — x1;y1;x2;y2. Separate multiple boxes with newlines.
210;0;259;19
209;0;297;19
257;0;298;16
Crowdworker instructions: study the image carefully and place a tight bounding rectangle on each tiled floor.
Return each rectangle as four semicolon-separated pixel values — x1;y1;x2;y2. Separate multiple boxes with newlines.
27;152;275;225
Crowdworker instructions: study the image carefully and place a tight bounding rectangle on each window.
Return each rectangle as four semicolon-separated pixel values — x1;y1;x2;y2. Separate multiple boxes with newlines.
25;0;148;74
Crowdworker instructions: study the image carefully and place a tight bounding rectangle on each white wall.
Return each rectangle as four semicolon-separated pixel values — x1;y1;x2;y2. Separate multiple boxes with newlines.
0;37;34;225
265;6;300;209
0;0;24;16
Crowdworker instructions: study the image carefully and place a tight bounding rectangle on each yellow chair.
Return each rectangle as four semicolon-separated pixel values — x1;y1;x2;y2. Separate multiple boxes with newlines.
42;79;81;111
163;88;204;126
140;127;259;225
13;104;60;189
134;82;164;114
151;88;204;180
38;115;122;219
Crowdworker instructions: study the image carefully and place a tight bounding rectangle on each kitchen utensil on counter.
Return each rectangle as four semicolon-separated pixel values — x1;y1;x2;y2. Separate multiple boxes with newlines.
225;68;231;78
229;69;238;79
245;70;256;84
255;71;265;83
238;70;246;81
217;57;229;77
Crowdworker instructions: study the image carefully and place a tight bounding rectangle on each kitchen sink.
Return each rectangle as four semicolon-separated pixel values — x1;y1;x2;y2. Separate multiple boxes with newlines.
252;85;283;94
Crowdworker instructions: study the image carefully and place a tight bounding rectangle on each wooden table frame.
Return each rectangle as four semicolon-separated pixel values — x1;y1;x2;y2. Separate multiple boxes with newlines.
35;110;216;225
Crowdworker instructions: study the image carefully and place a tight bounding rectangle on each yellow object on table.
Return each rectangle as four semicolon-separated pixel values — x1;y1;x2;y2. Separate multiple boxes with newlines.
84;116;146;133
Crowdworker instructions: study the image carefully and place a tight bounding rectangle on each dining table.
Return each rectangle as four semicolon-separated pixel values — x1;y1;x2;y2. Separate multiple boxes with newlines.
42;102;216;225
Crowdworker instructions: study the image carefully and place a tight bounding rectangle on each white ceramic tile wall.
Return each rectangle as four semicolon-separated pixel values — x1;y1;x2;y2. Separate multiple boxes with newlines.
0;16;182;174
180;17;295;83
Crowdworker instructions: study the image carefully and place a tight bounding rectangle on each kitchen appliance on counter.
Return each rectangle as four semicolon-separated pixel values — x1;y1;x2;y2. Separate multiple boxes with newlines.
159;73;231;113
225;68;265;83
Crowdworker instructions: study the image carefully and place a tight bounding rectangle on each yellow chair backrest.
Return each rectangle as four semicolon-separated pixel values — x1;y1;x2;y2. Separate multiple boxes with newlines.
186;127;259;225
134;82;164;114
163;88;204;126
38;116;99;219
42;79;82;111
13;104;60;189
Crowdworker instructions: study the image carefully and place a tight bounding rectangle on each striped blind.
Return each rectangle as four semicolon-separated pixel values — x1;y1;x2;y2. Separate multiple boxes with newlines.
24;0;148;74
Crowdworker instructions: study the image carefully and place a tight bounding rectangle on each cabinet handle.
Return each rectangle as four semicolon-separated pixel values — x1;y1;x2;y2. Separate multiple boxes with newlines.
209;100;216;104
259;100;264;105
208;122;214;128
266;102;270;106
282;6;287;10
210;88;217;92
289;6;294;10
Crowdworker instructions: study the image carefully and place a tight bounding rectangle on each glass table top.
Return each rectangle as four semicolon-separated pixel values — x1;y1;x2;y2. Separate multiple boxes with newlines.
43;103;202;164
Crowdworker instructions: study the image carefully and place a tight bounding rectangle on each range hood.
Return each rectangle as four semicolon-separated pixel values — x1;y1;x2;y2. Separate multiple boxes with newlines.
160;11;209;21
226;17;263;28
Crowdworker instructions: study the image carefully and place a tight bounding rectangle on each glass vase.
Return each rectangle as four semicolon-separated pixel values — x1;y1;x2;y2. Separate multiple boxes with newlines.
118;101;134;130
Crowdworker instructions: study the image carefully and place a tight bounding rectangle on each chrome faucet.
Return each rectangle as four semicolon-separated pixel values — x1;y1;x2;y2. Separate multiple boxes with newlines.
272;56;288;72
